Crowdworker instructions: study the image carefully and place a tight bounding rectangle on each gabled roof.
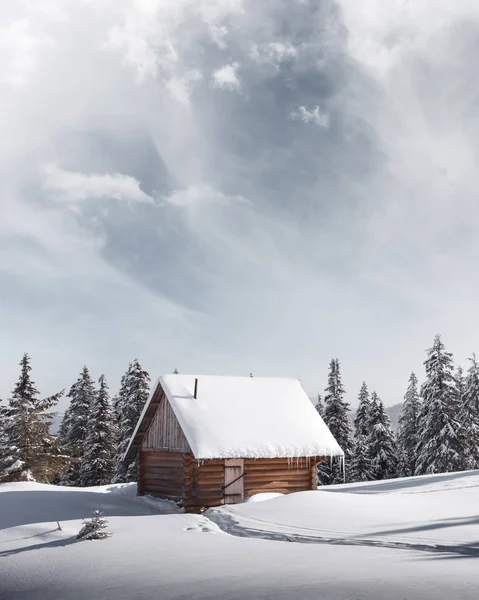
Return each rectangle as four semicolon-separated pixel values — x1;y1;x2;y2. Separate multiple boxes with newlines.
125;374;344;461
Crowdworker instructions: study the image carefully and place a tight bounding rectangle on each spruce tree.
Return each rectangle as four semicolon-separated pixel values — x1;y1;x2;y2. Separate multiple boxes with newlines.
349;435;374;482
461;355;479;470
0;403;12;477
314;393;330;484
60;366;96;485
80;375;116;486
368;392;397;480
114;359;150;483
315;393;324;417
415;335;463;475
1;354;63;482
397;373;421;477
354;382;371;438
323;359;353;484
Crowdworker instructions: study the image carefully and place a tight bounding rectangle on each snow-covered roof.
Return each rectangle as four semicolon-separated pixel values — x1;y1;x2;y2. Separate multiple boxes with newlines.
126;374;343;460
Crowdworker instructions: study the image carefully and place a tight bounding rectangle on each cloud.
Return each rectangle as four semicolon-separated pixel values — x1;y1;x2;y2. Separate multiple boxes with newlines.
42;163;154;205
212;62;241;90
290;105;330;128
250;41;299;66
2;0;479;410
0;18;53;89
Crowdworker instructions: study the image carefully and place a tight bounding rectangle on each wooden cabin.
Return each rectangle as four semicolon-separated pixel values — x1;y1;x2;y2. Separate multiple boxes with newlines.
124;374;343;512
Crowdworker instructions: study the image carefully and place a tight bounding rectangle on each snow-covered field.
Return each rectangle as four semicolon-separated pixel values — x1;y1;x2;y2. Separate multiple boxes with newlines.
1;473;479;599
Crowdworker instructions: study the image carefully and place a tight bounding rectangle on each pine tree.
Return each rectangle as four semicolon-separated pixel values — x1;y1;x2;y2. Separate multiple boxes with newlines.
114;359;150;483
77;509;112;541
315;394;324;417
80;375;116;486
415;335;463;475
314;393;330;484
0;403;12;476
323;359;353;484
354;382;371;438
368;392;397;480
461;355;479;470
397;373;421;477
1;354;63;482
349;434;374;482
59;367;96;485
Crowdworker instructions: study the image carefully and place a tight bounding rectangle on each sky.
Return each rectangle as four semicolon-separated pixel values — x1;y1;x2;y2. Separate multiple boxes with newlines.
2;0;479;411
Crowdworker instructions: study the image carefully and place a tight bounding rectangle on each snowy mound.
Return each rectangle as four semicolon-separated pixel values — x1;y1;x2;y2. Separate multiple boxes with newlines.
209;470;479;549
2;474;479;599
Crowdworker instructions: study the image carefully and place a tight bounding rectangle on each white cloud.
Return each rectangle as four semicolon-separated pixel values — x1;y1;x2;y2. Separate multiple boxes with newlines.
42;163;154;205
250;41;298;66
165;185;232;208
0;18;53;89
3;0;479;408
212;62;240;91
290;105;330;128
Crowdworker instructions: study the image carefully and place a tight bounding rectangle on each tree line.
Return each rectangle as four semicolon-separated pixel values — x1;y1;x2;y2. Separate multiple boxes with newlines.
1;333;478;487
320;334;479;485
0;354;150;485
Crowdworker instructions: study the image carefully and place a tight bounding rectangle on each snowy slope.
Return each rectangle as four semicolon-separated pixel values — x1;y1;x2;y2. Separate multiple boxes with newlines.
1;474;479;599
209;471;479;552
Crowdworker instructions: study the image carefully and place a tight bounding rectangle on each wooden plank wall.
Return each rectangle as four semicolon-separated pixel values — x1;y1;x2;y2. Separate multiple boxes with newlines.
243;457;322;498
138;450;186;501
141;396;190;452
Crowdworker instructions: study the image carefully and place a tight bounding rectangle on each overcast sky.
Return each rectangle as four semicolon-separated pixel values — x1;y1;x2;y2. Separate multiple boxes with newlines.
2;0;479;410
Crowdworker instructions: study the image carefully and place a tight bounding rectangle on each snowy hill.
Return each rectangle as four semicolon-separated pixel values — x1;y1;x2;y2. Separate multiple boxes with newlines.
1;473;479;599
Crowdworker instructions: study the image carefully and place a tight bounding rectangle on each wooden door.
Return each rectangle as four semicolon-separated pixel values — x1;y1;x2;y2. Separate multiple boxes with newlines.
223;459;244;504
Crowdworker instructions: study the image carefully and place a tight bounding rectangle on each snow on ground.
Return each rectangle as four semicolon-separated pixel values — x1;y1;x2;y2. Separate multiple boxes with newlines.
1;473;479;599
208;471;479;552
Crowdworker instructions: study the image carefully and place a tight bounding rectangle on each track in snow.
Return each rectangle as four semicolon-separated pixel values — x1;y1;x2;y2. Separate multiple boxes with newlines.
205;509;479;557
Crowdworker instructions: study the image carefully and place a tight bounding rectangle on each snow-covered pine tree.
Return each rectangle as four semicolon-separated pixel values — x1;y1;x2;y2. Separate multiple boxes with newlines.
397;372;421;477
113;359;150;483
1;354;63;482
80;375;116;486
368;391;397;480
461;355;479;470
453;365;469;469
323;359;353;484
354;382;371;439
59;366;96;485
314;393;330;484
349;434;374;482
77;509;112;541
315;393;324;417
415;335;463;475
0;403;12;477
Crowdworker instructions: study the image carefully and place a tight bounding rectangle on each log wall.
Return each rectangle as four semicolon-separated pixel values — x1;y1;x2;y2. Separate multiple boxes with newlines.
184;458;224;512
139;453;326;511
182;456;325;512
243;457;322;498
138;450;187;501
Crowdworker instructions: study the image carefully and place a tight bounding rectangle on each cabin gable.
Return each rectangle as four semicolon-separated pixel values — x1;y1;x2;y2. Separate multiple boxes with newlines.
141;394;190;453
